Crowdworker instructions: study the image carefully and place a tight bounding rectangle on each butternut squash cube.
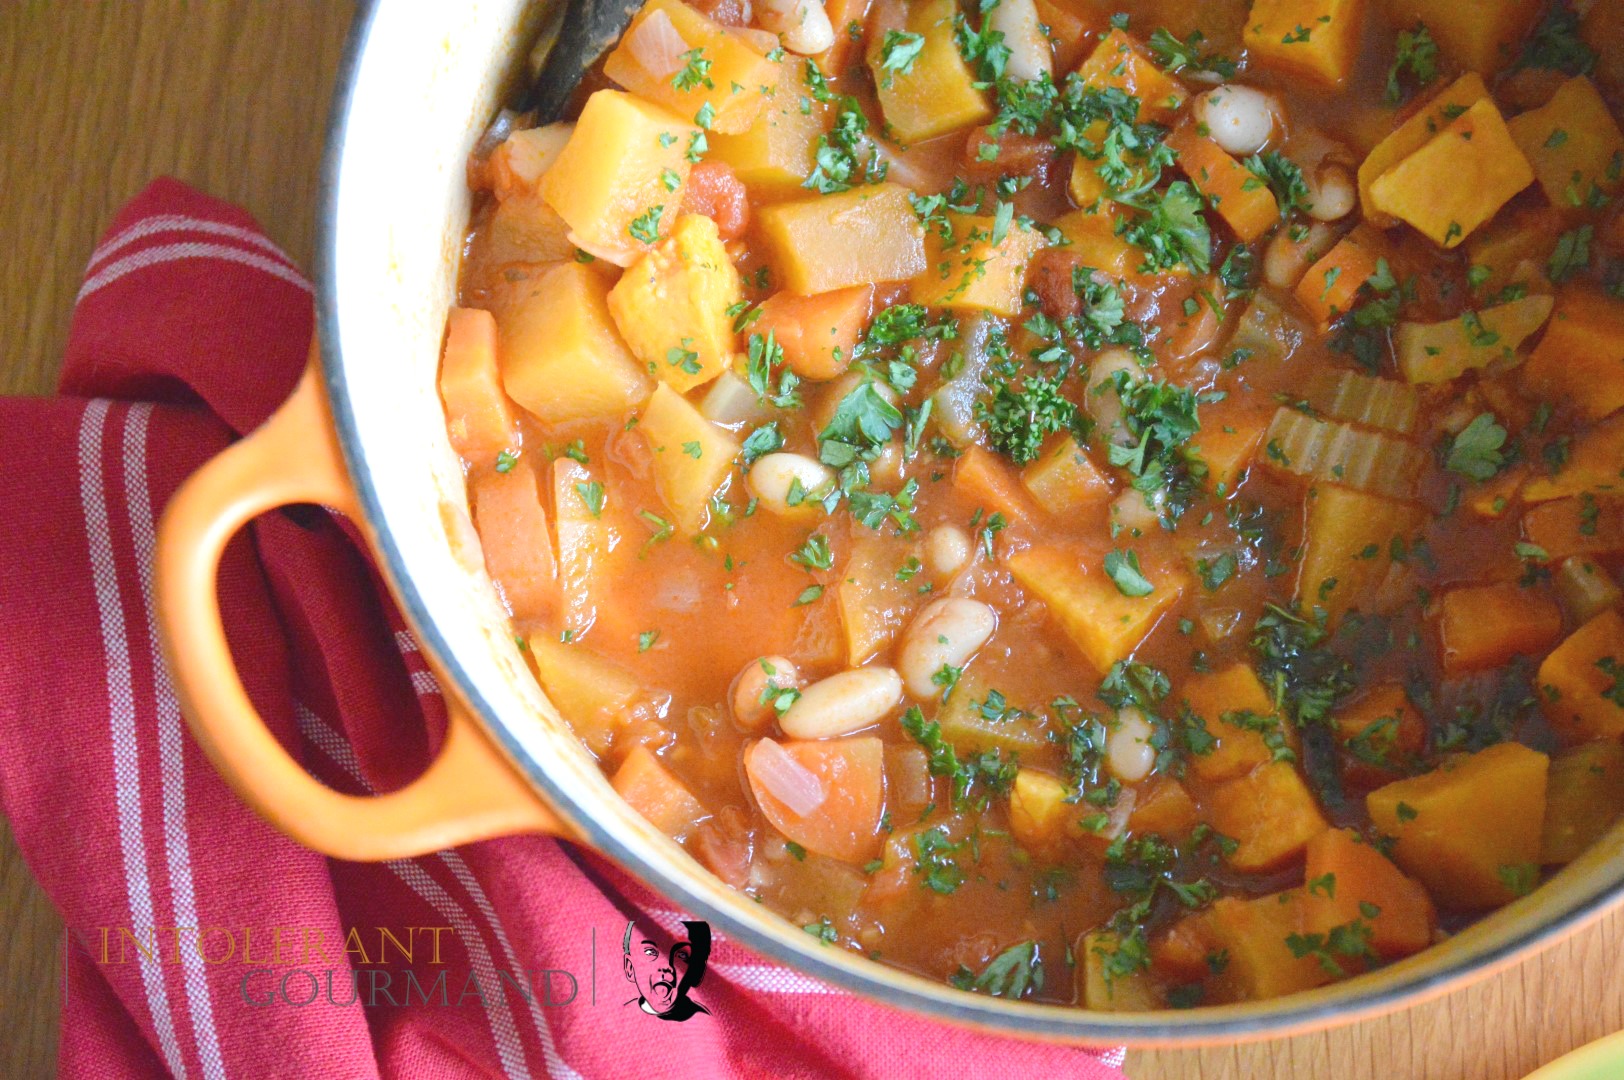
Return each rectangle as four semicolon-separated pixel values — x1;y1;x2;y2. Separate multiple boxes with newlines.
1190;414;1268;495
1506;76;1624;208
1301;828;1436;960
1052;207;1165;281
1367;96;1534;249
1167;121;1279;243
1297;485;1423;627
439;307;516;465
1021;436;1113;515
607;214;742;393
1521;411;1624;504
757;183;929;295
529;634;649;754
1435;582;1563;674
1007;545;1189;672
1178;665;1293;784
1075;29;1186;123
1538;609;1624;741
1521;286;1624;423
912;213;1048;316
636;382;741;535
870;0;992;143
1378;0;1540;76
1334;684;1426;787
612;745;708;839
1129;778;1201;836
471;464;559;623
1009;768;1074;855
954;445;1040;525
1210;762;1329;871
709;59;828;197
1542;740;1624;865
1080;931;1161;1010
1359;74;1490;227
602;0;780;135
1396;293;1555;384
539;89;699;264
497;262;651;426
1204;891;1330;1000
1244;0;1367;88
1368;743;1549;910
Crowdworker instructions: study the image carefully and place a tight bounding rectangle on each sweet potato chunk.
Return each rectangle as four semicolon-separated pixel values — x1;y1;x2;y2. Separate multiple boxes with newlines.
955;445;1040;526
1203;891;1329;1001
1075;29;1186;123
1301;828;1436;960
1538;609;1624;740
1009;768;1076;856
1541;740;1624;865
1210;762;1329;871
1367;97;1534;249
470;464;559;623
1190;414;1268;495
1521;286;1624;424
869;0;991;142
1244;0;1366;88
1080;931;1161;1010
1020;437;1112;516
497;263;652;426
1506;76;1624;209
1359;74;1490;227
602;0;780;135
753;285;872;381
613;745;708;840
912;214;1048;316
636;382;741;535
1007;545;1189;672
608;213;743;392
1521;412;1624;504
1367;742;1549;910
1167;121;1278;243
440;307;516;465
1377;0;1539;76
1178;665;1293;784
539;90;699;264
757;183;928;295
1434;582;1563;674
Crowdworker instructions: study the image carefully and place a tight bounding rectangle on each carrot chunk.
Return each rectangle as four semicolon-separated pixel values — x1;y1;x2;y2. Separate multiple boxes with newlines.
1177;665;1295;783
469;463;559;623
1167;122;1279;243
745;736;885;864
612;746;708;840
439;307;516;465
753;285;873;381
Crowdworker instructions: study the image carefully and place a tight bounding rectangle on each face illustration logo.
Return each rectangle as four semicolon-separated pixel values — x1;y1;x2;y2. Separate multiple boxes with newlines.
622;918;711;1022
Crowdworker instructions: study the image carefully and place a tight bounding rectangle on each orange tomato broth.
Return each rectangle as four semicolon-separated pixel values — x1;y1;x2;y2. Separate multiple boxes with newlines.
444;0;1624;1009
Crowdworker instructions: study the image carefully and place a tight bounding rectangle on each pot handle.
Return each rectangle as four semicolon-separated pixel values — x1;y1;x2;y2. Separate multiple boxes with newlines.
155;351;574;860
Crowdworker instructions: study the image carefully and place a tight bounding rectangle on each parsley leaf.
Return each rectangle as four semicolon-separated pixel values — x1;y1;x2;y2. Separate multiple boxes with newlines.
1445;413;1508;482
1104;548;1156;596
948;941;1043;999
1385;24;1439;104
1147;27;1237;78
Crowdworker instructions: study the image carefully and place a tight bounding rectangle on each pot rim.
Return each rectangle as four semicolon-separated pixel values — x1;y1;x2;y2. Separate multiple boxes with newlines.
311;0;1624;1045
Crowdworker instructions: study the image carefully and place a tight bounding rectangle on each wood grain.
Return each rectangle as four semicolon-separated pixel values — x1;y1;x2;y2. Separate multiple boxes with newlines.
0;4;1619;1078
0;3;353;1076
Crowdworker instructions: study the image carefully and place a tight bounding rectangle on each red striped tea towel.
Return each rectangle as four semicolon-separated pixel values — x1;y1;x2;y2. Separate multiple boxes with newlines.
0;179;1127;1079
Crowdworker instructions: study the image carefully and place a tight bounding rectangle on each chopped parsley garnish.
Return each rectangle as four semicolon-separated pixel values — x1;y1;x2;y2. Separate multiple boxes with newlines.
1517;5;1596;76
1147;28;1237;78
494;449;519;473
1103;548;1156;597
876;30;926;87
975;371;1083;466
671;47;713;92
790;531;834;571
1385;24;1438;104
573;480;605;518
740;423;785;468
1548;225;1594;283
1445;413;1508;482
948;941;1043;999
628;205;664;244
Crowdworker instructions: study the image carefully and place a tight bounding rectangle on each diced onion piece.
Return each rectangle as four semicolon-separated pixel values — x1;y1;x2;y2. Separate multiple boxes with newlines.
987;0;1052;83
746;738;827;817
1261;408;1425;499
624;8;689;80
932;314;998;447
754;0;833;55
1306;370;1421;434
1228;292;1306;366
700;369;772;427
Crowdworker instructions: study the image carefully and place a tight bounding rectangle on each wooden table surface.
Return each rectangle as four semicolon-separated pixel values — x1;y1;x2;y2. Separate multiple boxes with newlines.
1;4;1620;1078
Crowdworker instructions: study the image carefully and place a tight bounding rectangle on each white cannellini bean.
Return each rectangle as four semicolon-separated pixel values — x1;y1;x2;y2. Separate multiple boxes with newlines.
1194;86;1281;156
780;666;904;739
895;598;998;697
925;524;973;577
1263;221;1336;291
1303;161;1356;221
1084;348;1140;446
748;452;834;514
987;0;1052;82
756;0;835;55
732;655;804;731
1105;707;1156;783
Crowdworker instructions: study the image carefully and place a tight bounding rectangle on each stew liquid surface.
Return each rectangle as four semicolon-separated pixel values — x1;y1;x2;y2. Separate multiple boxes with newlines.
442;0;1624;1010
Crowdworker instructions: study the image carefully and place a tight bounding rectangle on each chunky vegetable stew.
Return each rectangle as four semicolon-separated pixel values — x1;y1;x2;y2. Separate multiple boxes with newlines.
443;0;1624;1010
